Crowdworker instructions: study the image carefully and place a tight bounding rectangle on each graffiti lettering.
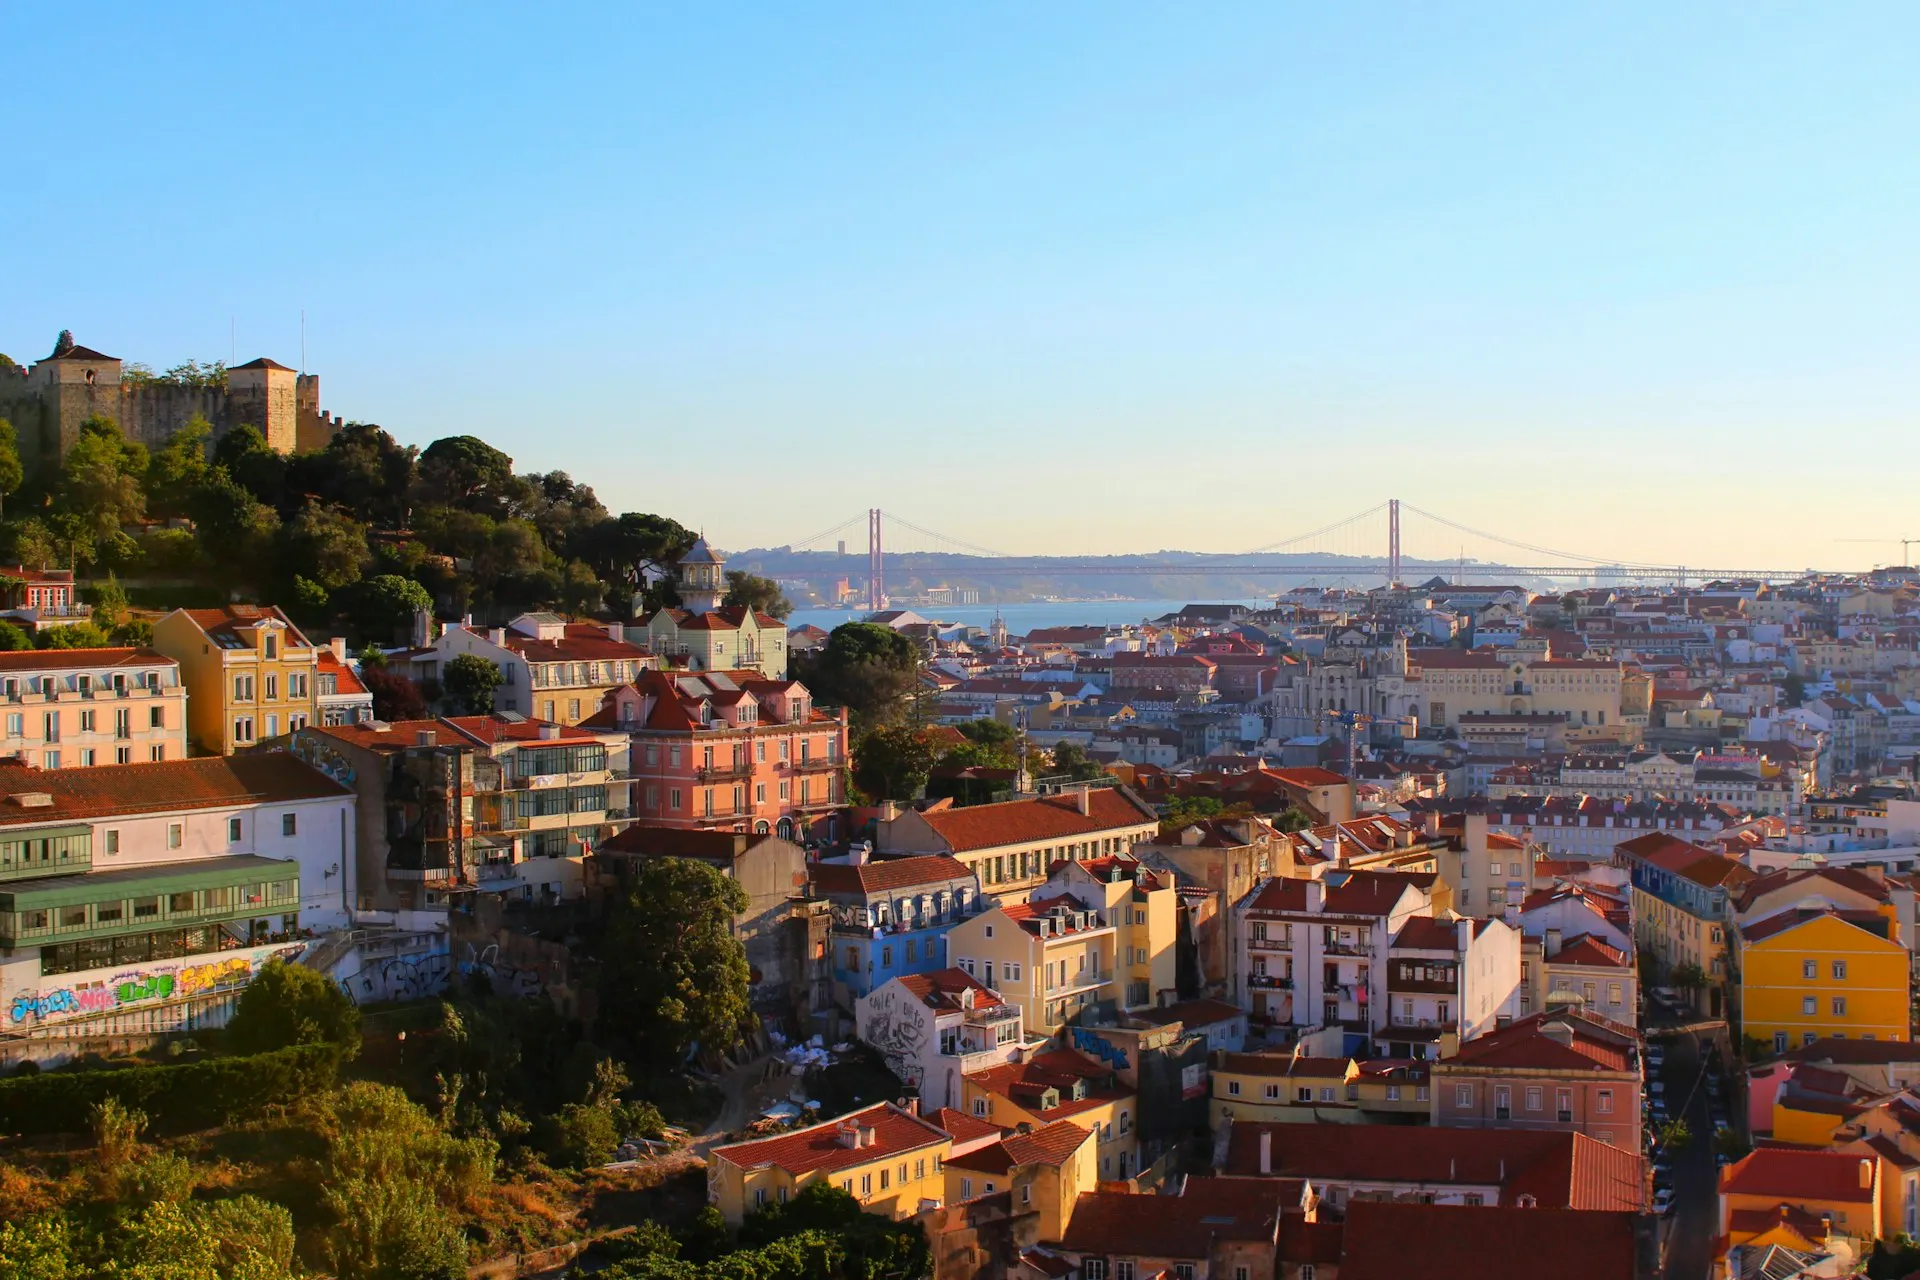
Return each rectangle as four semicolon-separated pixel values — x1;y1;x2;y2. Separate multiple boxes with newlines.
336;952;452;1006
456;943;543;999
5;942;307;1027
1070;1027;1131;1071
10;989;78;1024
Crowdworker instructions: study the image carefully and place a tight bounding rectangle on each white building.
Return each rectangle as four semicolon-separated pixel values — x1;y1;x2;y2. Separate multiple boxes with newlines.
855;967;1028;1112
0;754;357;1041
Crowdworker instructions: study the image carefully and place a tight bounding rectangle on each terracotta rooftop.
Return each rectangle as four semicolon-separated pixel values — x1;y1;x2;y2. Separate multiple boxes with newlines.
1054;1177;1286;1258
1720;1148;1877;1204
1440;1009;1639;1073
1336;1201;1641;1280
1216;1054;1355;1079
811;854;975;898
1739;908;1892;947
965;1049;1128;1120
913;787;1157;853
0;647;176;672
1221;1124;1643;1211
711;1101;949;1177
0;753;346;826
175;604;313;650
501;621;651;663
594;825;777;862
893;968;1006;1013
926;1107;1003;1148
1550;934;1632;968
315;650;368;695
1134;998;1246;1030
1244;869;1430;917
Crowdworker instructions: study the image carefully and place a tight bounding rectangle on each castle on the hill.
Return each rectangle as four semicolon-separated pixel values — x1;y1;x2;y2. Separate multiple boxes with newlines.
0;331;346;470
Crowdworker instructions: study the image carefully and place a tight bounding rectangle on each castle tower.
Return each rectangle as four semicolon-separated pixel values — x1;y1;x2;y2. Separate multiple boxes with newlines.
227;358;301;453
677;537;727;613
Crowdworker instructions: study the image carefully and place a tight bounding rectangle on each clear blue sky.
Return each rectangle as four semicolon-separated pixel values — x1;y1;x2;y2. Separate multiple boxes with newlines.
6;5;1917;568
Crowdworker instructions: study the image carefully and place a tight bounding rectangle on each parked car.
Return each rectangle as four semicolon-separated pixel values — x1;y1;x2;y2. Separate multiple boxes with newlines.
1652;1188;1676;1215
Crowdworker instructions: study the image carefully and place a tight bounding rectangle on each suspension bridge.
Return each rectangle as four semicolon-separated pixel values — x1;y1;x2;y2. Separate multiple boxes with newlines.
769;500;1844;609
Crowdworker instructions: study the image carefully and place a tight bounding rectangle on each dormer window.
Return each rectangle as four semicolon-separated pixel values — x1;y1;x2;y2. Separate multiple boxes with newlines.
264;633;278;659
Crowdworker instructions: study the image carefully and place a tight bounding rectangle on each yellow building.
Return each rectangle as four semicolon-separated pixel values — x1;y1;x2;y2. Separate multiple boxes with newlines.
706;1101;952;1226
1735;908;1910;1055
152;606;320;755
962;1048;1141;1181
1719;1148;1881;1259
941;1117;1096;1237
943;853;1176;1036
1213;1053;1362;1124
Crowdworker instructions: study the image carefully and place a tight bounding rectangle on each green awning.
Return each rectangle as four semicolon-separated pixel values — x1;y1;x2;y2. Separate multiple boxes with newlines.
0;854;298;910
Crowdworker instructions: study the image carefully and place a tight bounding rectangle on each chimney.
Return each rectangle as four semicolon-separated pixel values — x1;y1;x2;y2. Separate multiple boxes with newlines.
1544;927;1563;958
1259;1129;1272;1175
605;622;624;643
1306;880;1325;913
849;843;869;866
1861;1158;1874;1190
1075;785;1092;816
410;607;432;649
329;636;347;663
880;800;900;823
416;730;437;748
489;627;507;646
1457;918;1473;954
540;723;561;740
902;1096;919;1117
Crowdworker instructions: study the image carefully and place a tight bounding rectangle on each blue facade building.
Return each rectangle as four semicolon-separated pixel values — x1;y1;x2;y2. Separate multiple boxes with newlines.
812;853;982;1008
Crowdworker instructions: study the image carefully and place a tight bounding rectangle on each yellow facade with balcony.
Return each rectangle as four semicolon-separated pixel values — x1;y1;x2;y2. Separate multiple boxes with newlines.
1735;909;1909;1054
153;606;320;756
706;1102;952;1226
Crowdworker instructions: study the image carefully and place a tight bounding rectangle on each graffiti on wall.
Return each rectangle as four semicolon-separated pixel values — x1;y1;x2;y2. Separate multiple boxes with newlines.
456;943;544;999
7;945;306;1028
857;984;930;1087
1070;1027;1132;1072
336;951;452;1006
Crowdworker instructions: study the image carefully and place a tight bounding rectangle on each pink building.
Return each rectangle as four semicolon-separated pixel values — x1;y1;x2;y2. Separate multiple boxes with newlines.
587;669;848;842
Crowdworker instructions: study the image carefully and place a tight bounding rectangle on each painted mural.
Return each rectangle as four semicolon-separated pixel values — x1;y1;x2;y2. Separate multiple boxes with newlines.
857;983;931;1089
4;941;310;1029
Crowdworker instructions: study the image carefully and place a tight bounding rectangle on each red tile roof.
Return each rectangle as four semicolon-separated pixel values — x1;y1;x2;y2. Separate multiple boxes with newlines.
1221;1125;1643;1211
927;1107;1003;1147
999;1119;1093;1167
315;650;368;695
1441;1010;1639;1073
501;621;650;663
914;787;1157;853
966;1049;1128;1120
1720;1148;1876;1203
177;604;313;649
1217;1054;1354;1079
1551;934;1631;968
1054;1177;1286;1258
1134;998;1246;1030
0;752;346;826
712;1101;949;1177
1739;908;1892;947
0;647;176;672
1244;870;1430;917
810;854;975;897
892;968;1005;1013
1336;1202;1641;1280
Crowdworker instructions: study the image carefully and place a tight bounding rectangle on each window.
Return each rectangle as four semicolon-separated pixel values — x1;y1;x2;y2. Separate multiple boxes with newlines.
1833;960;1848;980
1833;997;1848;1017
1386;1084;1401;1101
167;823;182;849
1525;1086;1542;1111
1115;1263;1135;1280
282;813;297;837
228;817;243;843
1455;1084;1472;1107
1173;1267;1194;1280
263;634;277;659
1318;1087;1334;1103
234;717;254;744
149;745;164;762
960;1177;972;1200
1296;1087;1312;1103
79;710;96;732
1803;959;1818;979
1495;1086;1511;1120
264;674;278;701
104;829;119;854
234;675;254;701
1227;1080;1241;1096
1803;997;1818;1015
860;1174;872;1197
973;1097;988;1117
1083;1263;1107;1280
1264;1083;1279;1099
1597;1089;1613;1114
1556;1089;1573;1122
1301;1268;1316;1280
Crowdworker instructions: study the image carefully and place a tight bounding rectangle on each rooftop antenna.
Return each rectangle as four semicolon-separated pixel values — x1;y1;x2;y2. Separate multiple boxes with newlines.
300;309;307;374
230;316;236;365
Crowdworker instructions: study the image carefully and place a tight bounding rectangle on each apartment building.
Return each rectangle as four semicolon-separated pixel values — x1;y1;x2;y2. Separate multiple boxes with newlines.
944;853;1174;1035
1050;1178;1287;1280
1380;914;1522;1060
153;606;321;754
1735;908;1910;1052
0;648;186;767
1617;831;1755;1016
1212;1053;1360;1123
1134;817;1295;997
639;538;789;680
294;715;627;912
0;755;355;1040
876;785;1160;904
811;853;980;1005
962;1048;1141;1181
855;967;1026;1113
314;643;374;726
706;1101;953;1225
1430;1008;1645;1153
1232;868;1436;1050
405;615;655;725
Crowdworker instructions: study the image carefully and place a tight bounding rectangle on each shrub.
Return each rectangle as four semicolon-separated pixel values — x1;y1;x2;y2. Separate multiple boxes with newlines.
0;1043;340;1135
225;959;361;1057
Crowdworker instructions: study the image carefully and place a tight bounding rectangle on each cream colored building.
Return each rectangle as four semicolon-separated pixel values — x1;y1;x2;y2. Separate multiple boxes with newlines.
0;648;187;768
877;784;1160;904
944;853;1176;1035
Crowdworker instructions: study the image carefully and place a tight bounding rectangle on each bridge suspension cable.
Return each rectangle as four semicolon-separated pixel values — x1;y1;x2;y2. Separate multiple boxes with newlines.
783;512;869;552
1233;502;1391;558
1398;502;1674;572
879;513;1012;560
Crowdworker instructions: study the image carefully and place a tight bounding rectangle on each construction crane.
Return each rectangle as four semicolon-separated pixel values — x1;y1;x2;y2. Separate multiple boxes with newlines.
1838;537;1920;566
1318;709;1419;782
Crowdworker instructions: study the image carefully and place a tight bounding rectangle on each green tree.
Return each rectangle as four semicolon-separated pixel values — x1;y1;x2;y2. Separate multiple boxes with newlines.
722;570;792;620
1273;807;1313;833
192;468;282;577
284;501;374;590
0;622;30;651
441;654;502;716
1;518;60;572
35;623;115;650
342;575;433;644
225;959;362;1056
288;423;416;528
796;622;921;729
363;667;431;722
544;1101;619;1168
852;725;941;801
1782;673;1806;707
558;559;605;617
59;415;148;540
736;1183;932;1279
598;858;751;1070
580;513;695;612
417;435;516;516
80;575;129;630
1047;741;1106;782
0;420;22;521
145;416;214;521
1655;1116;1691;1154
212;424;286;509
0;1214;72;1280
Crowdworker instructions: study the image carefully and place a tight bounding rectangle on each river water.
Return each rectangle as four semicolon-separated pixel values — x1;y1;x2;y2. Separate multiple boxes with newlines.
787;598;1272;633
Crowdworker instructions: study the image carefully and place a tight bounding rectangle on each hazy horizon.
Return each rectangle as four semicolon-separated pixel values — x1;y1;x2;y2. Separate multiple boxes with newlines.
8;4;1918;568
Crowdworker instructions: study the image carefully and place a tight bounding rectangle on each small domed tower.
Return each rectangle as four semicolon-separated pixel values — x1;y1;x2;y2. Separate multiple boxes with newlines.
677;536;726;613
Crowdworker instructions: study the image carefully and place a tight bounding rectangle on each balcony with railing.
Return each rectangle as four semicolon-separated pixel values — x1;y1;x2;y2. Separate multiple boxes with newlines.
1246;973;1293;990
1323;938;1372;957
1248;934;1293;953
1045;968;1114;997
696;759;755;783
791;754;842;774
